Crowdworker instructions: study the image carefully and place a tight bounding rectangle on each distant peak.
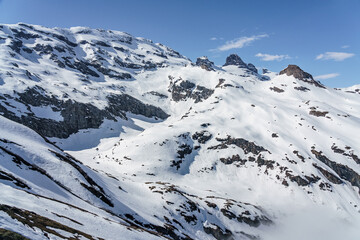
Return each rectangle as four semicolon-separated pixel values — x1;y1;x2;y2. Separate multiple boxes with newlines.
223;54;247;67
279;65;313;80
223;54;258;73
279;65;325;88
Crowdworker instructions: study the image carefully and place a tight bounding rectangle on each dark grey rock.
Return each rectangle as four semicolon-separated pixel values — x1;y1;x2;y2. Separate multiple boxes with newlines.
247;63;258;73
223;54;247;68
34;44;54;55
313;164;343;184
220;154;247;165
294;86;310;92
170;80;214;103
209;136;268;154
270;87;284;93
0;86;168;138
192;130;212;144
8;39;23;53
10;27;40;39
196;56;215;71
106;94;169;119
312;149;360;192
52;33;78;47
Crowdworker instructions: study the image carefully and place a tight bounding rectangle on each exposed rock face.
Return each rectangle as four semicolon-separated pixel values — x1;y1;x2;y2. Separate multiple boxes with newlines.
196;56;215;71
170;80;214;103
223;54;247;68
0;87;168;138
106;94;169;119
223;54;258;73
279;65;312;80
203;224;234;240
312;149;360;192
247;63;258;73
209;136;268;154
279;65;325;88
192;130;212;144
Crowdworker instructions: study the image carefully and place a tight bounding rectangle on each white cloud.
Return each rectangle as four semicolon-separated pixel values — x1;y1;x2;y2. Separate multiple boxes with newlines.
255;53;291;61
210;37;217;41
213;34;268;51
314;73;340;80
341;45;350;49
316;52;355;61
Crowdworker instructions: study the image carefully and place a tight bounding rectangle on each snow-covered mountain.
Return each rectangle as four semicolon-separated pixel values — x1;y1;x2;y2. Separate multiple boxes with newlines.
1;23;360;240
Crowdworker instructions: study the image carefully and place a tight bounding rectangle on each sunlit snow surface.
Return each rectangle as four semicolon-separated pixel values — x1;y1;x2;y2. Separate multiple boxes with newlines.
0;23;360;240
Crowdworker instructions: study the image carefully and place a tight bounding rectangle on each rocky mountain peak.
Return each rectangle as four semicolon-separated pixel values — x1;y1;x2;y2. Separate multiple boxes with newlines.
279;64;325;88
196;56;215;71
223;54;258;73
223;54;247;67
279;65;313;80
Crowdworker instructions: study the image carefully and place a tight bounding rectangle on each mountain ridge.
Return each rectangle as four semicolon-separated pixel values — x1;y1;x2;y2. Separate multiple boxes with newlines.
0;23;360;240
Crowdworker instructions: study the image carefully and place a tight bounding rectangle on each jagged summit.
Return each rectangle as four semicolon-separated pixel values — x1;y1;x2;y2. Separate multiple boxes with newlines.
280;64;325;88
223;54;247;67
223;54;258;73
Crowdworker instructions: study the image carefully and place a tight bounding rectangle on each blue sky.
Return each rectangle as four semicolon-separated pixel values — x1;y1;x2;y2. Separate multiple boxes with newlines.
0;0;359;87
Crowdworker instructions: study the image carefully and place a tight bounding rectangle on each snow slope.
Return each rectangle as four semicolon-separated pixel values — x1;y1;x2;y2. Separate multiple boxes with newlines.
1;23;360;240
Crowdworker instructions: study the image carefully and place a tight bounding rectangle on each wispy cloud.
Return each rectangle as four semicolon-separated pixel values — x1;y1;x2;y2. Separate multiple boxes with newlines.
210;37;217;41
213;34;268;51
316;52;355;61
255;53;291;61
341;45;350;49
314;73;340;80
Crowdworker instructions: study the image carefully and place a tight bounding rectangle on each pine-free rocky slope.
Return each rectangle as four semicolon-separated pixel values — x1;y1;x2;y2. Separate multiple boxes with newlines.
0;23;360;240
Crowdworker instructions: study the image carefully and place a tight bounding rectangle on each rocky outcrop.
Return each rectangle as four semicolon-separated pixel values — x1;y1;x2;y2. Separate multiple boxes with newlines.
223;54;248;68
203;225;234;240
309;109;328;117
279;65;325;88
106;94;169;119
170;80;214;103
312;149;360;192
247;63;258;73
270;87;284;93
313;164;343;184
294;86;310;92
223;54;258;73
220;154;247;165
209;136;268;154
196;56;215;71
0;86;168;138
192;130;212;144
